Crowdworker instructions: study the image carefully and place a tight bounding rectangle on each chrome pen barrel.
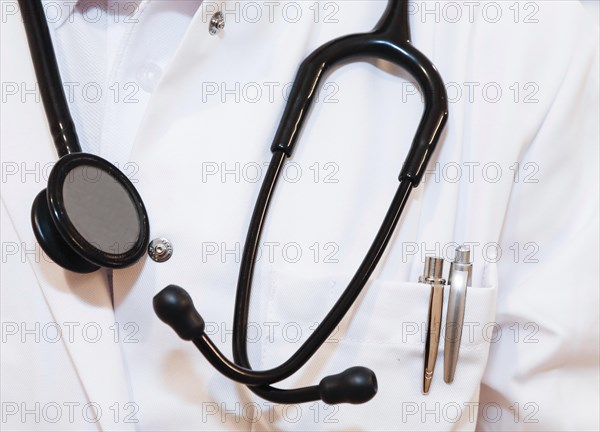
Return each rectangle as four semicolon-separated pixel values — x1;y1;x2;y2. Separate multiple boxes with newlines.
420;256;445;394
444;246;472;383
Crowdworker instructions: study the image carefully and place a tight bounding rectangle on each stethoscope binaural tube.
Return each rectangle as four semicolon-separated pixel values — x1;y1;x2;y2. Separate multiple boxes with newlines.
231;0;447;404
155;0;448;405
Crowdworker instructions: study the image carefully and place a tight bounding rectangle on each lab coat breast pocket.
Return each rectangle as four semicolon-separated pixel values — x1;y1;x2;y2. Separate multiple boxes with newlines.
255;264;498;431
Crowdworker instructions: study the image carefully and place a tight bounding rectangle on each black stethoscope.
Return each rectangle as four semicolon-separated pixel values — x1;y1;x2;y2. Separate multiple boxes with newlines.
20;0;447;406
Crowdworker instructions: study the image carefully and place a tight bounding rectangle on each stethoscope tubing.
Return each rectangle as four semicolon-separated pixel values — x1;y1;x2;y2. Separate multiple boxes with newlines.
222;0;447;401
18;0;81;156
232;150;413;400
18;0;448;405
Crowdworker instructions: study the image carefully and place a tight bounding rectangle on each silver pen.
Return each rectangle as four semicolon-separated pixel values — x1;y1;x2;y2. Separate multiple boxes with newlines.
443;245;473;383
419;256;445;394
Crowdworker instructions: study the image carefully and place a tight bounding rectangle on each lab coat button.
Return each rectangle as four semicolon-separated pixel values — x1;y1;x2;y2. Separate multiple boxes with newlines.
209;11;225;35
148;237;173;262
137;62;162;93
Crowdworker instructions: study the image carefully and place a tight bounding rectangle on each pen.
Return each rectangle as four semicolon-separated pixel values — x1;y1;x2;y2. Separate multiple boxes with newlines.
419;256;445;394
443;245;473;384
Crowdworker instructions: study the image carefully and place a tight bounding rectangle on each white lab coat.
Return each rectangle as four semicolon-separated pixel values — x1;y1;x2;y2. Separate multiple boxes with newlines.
1;1;598;431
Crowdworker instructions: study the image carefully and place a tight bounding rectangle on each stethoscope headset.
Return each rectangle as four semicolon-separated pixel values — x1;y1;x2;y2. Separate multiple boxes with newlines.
20;0;447;405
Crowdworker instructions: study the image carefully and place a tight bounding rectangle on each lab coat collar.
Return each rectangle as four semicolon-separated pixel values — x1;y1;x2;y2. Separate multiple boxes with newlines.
40;0;202;31
40;1;149;30
41;0;77;30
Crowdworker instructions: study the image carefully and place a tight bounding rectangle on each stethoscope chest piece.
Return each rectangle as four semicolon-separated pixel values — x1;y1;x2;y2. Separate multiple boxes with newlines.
31;153;150;273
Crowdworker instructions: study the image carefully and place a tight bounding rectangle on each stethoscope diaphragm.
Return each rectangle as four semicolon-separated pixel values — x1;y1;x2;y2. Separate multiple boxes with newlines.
32;153;149;273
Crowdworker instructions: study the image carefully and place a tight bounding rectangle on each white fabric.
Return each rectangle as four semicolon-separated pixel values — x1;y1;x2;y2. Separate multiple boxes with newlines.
1;1;598;431
46;0;202;161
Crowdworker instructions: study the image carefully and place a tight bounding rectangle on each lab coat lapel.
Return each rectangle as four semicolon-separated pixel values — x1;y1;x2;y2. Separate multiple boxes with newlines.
0;10;134;431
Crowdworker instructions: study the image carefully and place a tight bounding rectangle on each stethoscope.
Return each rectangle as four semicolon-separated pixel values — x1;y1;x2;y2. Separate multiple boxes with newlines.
20;0;447;405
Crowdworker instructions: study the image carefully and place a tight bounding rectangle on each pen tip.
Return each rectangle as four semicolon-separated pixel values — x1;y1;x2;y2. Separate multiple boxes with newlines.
423;375;432;394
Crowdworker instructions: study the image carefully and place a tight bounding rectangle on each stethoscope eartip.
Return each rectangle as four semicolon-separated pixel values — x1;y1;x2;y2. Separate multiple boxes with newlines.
319;366;378;405
153;285;205;341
